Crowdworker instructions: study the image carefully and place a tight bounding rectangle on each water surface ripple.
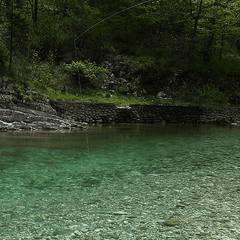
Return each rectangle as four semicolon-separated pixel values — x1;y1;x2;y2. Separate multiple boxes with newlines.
0;124;240;239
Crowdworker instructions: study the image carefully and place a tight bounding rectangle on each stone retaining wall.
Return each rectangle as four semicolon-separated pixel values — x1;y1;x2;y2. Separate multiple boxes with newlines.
52;101;240;124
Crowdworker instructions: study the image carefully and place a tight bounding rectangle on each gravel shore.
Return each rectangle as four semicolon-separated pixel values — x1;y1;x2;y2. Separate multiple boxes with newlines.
1;159;240;240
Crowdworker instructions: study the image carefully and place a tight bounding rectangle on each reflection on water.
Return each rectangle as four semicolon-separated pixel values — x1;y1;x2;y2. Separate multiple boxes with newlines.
0;124;239;187
0;124;239;190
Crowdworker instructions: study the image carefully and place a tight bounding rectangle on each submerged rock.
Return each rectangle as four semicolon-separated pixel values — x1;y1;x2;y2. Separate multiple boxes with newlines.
163;219;181;226
113;211;128;215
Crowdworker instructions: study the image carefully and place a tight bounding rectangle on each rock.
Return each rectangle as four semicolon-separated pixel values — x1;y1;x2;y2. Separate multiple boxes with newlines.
107;219;115;223
163;219;181;226
113;211;128;215
159;227;170;232
176;204;186;208
0;102;87;132
73;230;82;236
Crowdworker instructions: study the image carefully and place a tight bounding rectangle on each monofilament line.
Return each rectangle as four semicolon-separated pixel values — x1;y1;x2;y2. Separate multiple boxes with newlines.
73;0;153;94
74;0;153;43
73;0;153;153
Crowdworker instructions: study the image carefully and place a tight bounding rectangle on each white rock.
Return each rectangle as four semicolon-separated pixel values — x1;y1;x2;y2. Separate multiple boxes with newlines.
113;211;128;215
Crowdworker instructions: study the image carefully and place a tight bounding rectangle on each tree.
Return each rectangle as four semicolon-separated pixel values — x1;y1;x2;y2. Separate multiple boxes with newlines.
0;0;239;102
34;0;38;23
187;0;240;63
0;0;32;68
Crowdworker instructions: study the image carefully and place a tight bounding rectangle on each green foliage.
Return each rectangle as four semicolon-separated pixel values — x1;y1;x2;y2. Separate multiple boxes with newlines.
0;39;8;70
130;56;170;94
46;87;160;106
181;86;230;107
46;86;202;107
105;92;111;98
10;51;69;95
13;83;25;102
63;60;108;89
0;0;240;107
207;58;240;80
189;57;240;102
131;56;156;72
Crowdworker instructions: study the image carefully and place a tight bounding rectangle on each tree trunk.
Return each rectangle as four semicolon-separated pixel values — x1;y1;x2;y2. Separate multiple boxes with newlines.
33;0;37;23
188;0;203;66
9;0;13;68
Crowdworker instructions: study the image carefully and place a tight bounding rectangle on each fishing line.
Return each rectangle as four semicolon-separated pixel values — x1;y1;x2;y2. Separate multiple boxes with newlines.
73;0;153;152
86;132;90;153
74;0;153;43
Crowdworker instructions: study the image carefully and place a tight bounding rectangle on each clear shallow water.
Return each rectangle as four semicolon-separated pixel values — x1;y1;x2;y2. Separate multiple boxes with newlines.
0;124;240;191
1;124;240;237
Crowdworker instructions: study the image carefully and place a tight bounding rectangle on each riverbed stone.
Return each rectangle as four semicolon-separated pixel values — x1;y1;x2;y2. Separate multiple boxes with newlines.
2;161;240;239
163;219;181;226
113;211;128;215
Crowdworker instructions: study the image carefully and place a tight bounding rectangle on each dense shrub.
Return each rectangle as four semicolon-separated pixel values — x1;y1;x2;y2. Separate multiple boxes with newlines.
130;56;171;94
63;60;108;89
181;86;230;106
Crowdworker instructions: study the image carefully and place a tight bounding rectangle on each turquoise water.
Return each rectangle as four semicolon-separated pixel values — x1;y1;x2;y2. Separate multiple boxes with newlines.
0;124;240;191
1;124;240;238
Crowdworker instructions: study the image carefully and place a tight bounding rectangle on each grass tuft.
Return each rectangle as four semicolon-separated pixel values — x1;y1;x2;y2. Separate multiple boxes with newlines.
45;87;198;107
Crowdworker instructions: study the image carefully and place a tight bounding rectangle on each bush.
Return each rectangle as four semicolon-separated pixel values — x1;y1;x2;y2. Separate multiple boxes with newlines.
130;56;170;94
8;51;70;99
181;86;230;106
63;60;107;89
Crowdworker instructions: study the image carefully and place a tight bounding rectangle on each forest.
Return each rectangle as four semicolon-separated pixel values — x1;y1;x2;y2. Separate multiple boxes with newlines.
0;0;240;106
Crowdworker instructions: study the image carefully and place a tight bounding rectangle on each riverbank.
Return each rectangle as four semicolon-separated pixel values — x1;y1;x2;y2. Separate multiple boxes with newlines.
52;100;240;124
0;94;87;131
1;92;240;131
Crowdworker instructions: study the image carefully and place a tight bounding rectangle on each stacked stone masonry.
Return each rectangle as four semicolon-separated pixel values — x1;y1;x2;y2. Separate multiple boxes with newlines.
52;101;240;124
